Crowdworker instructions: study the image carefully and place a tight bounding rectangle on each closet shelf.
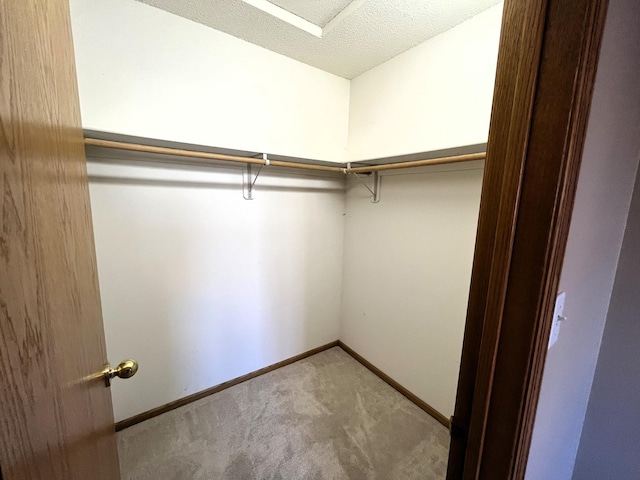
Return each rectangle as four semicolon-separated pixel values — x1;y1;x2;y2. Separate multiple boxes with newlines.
83;137;486;175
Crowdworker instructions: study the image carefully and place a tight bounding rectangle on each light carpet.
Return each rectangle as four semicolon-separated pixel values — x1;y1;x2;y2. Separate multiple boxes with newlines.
117;346;449;479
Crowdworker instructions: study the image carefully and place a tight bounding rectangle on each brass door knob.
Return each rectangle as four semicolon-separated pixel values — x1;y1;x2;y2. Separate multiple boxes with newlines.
104;359;138;387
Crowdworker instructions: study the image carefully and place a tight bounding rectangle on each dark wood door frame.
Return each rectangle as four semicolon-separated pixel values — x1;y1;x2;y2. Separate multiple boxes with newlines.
447;0;609;478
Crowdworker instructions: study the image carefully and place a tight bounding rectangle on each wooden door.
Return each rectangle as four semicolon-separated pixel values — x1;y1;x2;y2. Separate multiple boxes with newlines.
0;0;120;478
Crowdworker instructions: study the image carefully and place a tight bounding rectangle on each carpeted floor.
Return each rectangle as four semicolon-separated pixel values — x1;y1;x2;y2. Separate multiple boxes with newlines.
117;347;450;479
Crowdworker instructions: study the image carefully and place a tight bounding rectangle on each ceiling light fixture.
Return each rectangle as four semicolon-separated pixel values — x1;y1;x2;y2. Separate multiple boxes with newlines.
241;0;323;37
240;0;369;38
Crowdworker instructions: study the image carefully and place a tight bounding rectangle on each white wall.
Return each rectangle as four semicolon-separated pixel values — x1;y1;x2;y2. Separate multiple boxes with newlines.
347;4;502;161
526;0;640;477
339;162;484;418
573;157;640;479
70;0;502;163
72;0;503;424
70;0;350;161
338;1;501;420
88;155;345;422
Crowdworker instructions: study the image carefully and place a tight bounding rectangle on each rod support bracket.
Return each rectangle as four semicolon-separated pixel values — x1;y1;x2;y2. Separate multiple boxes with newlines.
242;162;264;200
353;171;381;203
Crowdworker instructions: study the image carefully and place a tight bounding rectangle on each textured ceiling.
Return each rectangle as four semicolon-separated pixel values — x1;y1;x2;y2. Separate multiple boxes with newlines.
136;0;502;79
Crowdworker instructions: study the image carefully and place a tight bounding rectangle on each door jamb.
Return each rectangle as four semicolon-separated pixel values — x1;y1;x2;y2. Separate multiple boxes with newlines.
447;0;609;478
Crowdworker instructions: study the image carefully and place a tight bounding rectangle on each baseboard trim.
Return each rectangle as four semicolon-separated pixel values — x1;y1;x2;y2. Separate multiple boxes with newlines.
337;340;451;429
115;340;339;431
115;339;450;432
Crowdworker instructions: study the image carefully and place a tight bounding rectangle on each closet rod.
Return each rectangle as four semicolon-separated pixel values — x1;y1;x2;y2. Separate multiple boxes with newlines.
84;138;344;172
347;151;486;173
84;138;345;173
83;138;486;174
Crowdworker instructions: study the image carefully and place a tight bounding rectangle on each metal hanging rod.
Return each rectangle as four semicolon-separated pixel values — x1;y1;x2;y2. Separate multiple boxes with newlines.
83;138;486;174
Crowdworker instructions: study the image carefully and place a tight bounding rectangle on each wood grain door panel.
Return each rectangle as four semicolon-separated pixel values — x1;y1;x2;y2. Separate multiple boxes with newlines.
0;0;120;478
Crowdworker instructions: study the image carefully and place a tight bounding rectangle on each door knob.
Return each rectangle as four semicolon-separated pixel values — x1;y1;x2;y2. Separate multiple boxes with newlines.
104;359;138;387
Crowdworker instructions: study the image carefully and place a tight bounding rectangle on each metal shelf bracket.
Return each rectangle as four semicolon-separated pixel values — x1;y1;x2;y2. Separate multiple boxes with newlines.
352;170;381;203
242;154;269;200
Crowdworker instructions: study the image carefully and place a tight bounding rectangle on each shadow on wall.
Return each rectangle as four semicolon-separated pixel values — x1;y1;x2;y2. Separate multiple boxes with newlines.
88;156;344;194
339;163;484;419
88;156;345;422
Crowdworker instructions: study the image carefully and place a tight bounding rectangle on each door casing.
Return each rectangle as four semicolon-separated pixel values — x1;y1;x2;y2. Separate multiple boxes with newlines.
448;0;609;478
